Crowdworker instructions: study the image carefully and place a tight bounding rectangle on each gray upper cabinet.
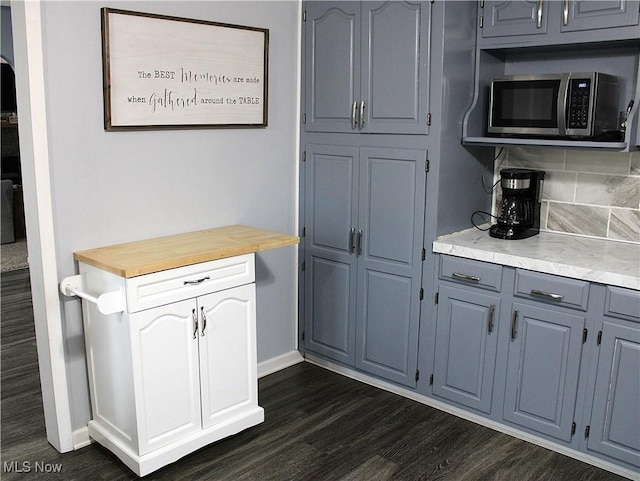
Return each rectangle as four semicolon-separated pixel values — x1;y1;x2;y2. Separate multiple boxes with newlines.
303;143;426;387
583;286;640;469
480;0;640;46
503;302;586;443
561;0;640;32
304;1;431;134
481;0;549;39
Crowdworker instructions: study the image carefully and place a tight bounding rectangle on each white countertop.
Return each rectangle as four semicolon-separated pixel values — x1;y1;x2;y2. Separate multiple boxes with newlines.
433;228;640;291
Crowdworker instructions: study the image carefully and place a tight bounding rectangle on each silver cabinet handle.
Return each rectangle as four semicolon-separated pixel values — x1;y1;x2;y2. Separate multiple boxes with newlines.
351;101;358;129
359;101;365;129
530;289;564;301
192;309;198;339
536;0;544;28
562;0;569;26
511;310;518;340
488;304;495;333
349;227;356;253
357;229;363;255
184;276;210;285
452;272;481;282
200;306;207;337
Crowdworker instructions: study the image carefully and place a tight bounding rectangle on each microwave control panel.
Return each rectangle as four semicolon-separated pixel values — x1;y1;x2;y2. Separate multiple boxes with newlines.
568;78;591;129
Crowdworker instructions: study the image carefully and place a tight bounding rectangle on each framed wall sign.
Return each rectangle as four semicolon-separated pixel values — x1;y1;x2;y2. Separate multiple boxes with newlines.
101;8;269;130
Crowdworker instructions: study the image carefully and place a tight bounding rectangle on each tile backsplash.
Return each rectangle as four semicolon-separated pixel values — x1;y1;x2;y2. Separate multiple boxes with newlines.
493;147;640;244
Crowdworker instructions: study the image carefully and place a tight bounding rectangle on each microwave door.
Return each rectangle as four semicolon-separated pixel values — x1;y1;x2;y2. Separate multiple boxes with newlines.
489;78;563;136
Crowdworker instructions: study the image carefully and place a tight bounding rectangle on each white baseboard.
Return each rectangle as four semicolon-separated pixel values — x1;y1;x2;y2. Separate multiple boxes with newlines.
257;350;304;378
72;426;92;450
304;354;638;481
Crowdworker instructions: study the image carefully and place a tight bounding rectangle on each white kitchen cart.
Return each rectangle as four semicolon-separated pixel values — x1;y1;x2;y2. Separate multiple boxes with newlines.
60;225;298;476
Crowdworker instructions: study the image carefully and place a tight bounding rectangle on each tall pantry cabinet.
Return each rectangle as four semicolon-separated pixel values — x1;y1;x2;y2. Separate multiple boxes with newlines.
300;1;491;390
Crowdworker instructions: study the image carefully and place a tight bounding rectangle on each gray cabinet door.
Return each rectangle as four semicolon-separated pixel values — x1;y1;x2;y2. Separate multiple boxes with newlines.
354;147;426;387
587;319;640;468
360;1;430;134
481;0;639;43
304;2;360;133
304;1;429;134
304;144;359;365
482;1;549;39
503;302;585;442
432;284;500;414
561;0;640;32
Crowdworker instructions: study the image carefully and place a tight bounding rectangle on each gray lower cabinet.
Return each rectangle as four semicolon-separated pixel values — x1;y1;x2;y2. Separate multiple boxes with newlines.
480;0;640;46
432;255;503;414
503;302;586;443
303;143;426;387
583;286;640;469
432;284;500;414
431;256;640;474
502;269;590;443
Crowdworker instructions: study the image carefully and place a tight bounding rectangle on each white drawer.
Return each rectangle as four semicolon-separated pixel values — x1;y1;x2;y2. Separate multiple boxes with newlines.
125;254;255;313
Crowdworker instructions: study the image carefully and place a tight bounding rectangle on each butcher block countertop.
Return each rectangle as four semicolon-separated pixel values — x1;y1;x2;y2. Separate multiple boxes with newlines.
73;225;299;278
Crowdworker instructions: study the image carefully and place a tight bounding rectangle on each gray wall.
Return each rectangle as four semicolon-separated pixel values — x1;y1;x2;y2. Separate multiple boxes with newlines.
36;1;299;431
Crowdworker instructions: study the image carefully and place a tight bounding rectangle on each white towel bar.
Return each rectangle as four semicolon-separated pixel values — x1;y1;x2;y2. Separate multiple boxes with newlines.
59;275;125;315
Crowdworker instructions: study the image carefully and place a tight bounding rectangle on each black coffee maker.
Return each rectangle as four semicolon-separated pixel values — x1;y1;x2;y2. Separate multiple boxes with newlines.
489;168;545;240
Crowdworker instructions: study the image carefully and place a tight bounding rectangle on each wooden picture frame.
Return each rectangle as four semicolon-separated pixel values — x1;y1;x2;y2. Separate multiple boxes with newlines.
101;8;269;130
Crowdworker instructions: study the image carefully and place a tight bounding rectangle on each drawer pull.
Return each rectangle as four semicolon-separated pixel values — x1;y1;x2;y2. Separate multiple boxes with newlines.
530;289;564;301
184;276;211;286
452;272;480;283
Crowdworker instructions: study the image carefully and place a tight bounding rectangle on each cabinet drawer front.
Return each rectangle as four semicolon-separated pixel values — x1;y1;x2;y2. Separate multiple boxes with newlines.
604;286;640;322
126;254;255;313
514;270;590;311
439;255;502;291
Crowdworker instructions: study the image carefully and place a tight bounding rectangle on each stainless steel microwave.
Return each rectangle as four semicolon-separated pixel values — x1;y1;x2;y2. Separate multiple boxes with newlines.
488;72;620;139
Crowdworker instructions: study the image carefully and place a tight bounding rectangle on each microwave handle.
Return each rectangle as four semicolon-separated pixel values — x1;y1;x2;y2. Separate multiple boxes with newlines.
558;74;569;136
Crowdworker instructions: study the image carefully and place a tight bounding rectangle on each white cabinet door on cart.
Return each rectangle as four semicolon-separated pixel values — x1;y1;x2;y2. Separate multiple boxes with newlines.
131;299;202;455
131;284;258;454
199;284;257;429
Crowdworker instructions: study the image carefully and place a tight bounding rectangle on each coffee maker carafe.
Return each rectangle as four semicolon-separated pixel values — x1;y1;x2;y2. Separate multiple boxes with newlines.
489;168;545;240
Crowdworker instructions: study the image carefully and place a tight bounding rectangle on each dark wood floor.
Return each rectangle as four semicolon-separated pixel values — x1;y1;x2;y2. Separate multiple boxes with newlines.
1;268;626;480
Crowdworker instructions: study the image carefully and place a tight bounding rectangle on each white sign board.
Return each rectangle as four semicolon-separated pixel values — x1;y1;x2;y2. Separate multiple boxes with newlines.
101;8;269;130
